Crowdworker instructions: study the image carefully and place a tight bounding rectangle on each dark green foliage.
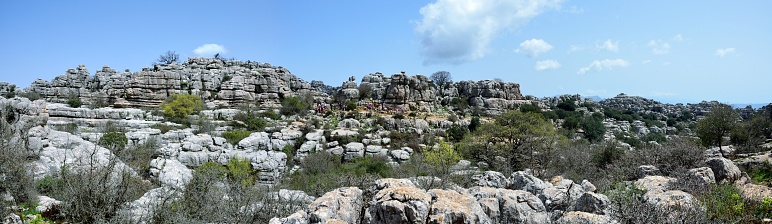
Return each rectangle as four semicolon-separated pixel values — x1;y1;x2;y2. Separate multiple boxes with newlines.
67;97;83;108
695;104;737;147
581;115;606;142
468;116;480;132
346;101;357;111
603;107;637;122
285;152;391;197
731;114;771;153
223;130;252;145
591;141;625;168
280;96;310;116
562;114;581;129
641;132;667;143
666;118;677;126
519;103;542;114
450;97;467;111
446;124;469;142
222;75;232;82
98;132;128;151
393;114;405;119
556;100;577;111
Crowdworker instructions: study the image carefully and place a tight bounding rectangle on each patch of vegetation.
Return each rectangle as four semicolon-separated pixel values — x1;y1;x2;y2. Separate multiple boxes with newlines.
98;132;128;151
161;93;203;121
67;97;82;108
280;96;310;116
223;130;252;145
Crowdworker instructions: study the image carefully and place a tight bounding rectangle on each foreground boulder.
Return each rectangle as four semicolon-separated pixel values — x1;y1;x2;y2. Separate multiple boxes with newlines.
308;187;364;224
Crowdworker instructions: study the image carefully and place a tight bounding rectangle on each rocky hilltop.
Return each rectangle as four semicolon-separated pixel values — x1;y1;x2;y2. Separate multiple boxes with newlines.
20;57;528;114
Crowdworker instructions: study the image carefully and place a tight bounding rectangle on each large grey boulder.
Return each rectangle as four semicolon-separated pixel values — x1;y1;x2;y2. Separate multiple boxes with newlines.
149;158;192;189
686;167;716;188
705;157;742;184
472;171;511;188
572;192;611;215
635;165;661;179
427;189;492;224
308;187;363;224
556;211;617;224
468;186;549;224
363;179;431;224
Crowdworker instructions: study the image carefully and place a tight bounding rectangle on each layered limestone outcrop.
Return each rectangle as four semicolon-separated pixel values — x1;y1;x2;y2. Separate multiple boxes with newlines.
25;58;325;108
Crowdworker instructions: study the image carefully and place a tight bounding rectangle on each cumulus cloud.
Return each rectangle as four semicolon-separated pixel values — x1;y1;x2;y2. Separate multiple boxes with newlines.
577;59;629;74
648;40;670;54
415;0;561;64
597;39;619;52
193;44;227;56
534;59;561;71
515;39;553;58
641;59;652;64
715;48;736;57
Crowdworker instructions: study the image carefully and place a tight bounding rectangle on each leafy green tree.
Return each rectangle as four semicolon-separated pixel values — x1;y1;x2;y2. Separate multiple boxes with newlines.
161;93;203;119
581;114;606;143
695;104;738;149
458;110;560;173
423;140;461;176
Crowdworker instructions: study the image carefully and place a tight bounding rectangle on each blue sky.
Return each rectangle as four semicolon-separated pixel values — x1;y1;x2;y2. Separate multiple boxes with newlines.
1;1;769;104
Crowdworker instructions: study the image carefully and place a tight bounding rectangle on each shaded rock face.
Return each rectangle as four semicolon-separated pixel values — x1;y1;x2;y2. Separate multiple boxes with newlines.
26;58;321;108
358;72;526;113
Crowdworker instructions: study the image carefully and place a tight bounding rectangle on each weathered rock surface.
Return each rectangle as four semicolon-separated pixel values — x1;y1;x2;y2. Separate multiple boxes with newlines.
705;157;742;184
308;187;363;224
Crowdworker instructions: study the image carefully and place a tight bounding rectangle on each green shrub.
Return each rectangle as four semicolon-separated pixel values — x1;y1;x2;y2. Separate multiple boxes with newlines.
468;116;480;132
161;93;203;119
519;103;542;114
280;96;310;116
446;124;468;142
581;115;606;143
225;157;258;188
393;114;404;119
591;141;624;168
67;97;82;108
222;130;252;145
423;141;461;176
346;101;357;111
98;132;127;151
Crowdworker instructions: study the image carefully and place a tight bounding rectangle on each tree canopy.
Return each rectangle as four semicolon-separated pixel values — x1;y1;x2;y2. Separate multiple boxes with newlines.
695;104;737;149
430;71;452;87
458;110;561;173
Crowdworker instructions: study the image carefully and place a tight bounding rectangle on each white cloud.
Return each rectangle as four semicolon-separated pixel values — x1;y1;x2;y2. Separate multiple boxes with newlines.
597;39;619;52
534;59;561;71
193;44;227;56
648;40;670;54
568;45;585;54
673;34;684;42
577;59;630;74
515;39;553;58
641;59;652;64
715;48;736;57
415;0;561;64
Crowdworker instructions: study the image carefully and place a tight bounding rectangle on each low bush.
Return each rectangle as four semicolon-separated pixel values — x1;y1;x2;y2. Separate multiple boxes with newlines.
98;132;128;151
223;130;252;145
